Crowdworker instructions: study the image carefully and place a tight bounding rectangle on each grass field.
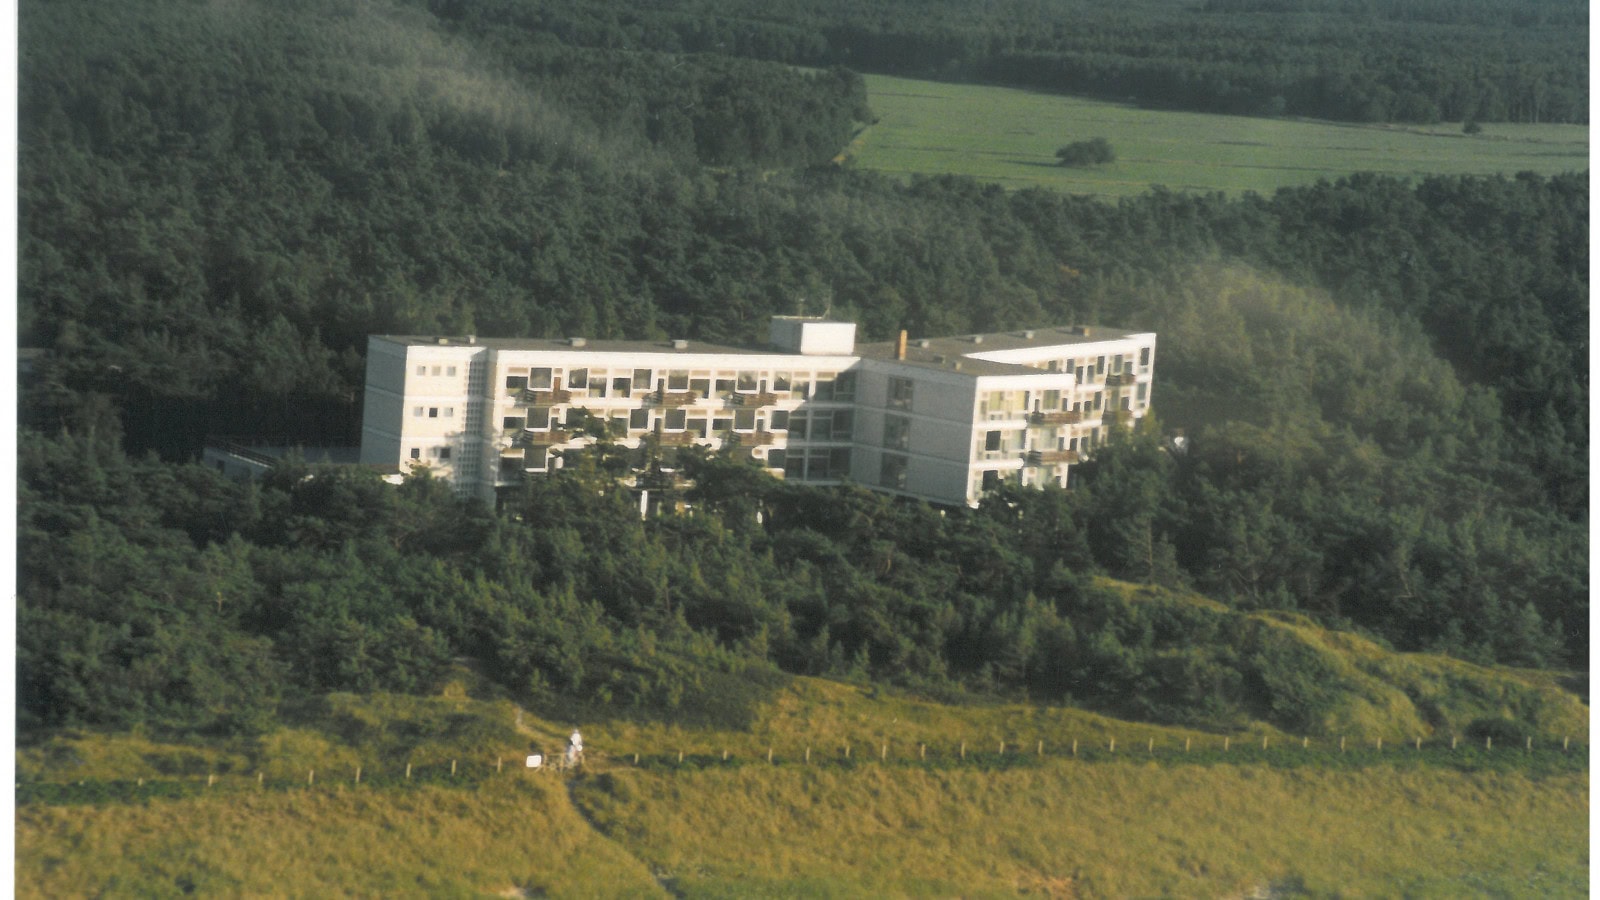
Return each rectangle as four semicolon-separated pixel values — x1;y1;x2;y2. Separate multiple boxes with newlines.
16;596;1589;897
847;75;1590;198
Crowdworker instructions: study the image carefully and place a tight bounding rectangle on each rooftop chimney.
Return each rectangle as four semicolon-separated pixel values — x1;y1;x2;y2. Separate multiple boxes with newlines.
896;330;908;360
568;337;587;347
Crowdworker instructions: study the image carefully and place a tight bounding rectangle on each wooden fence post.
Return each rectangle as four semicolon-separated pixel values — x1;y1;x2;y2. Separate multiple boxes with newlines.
1037;740;1043;757
722;749;728;762
1526;737;1532;753
1415;737;1421;751
1071;739;1077;757
207;774;215;788
1339;737;1345;753
1185;738;1191;753
497;757;503;773
845;743;851;760
999;740;1005;755
405;763;412;780
881;743;888;762
1109;738;1116;753
806;747;811;764
1450;735;1457;751
1262;736;1268;751
960;741;966;760
308;770;315;786
1147;739;1153;754
919;744;925;761
355;766;361;784
634;753;640;765
1563;736;1569;751
257;772;263;788
1302;736;1308;749
678;750;684;764
768;747;774;764
1223;737;1229;752
1486;737;1492;750
451;759;457;776
1376;738;1382;752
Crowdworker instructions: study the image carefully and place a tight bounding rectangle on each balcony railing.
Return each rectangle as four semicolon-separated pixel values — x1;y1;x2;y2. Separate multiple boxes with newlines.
522;388;572;406
654;431;702;447
1025;449;1080;466
1029;410;1083;425
520;429;573;446
645;390;700;407
732;392;781;407
1104;373;1137;388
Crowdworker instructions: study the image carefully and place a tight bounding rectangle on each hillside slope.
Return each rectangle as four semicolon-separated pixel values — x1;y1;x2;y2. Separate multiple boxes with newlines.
18;618;1587;897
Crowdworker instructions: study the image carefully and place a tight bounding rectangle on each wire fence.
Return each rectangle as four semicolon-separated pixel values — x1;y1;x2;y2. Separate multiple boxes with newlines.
17;733;1587;805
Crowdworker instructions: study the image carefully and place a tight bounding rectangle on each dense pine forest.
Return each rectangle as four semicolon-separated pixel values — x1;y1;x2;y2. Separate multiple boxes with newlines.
18;0;1586;739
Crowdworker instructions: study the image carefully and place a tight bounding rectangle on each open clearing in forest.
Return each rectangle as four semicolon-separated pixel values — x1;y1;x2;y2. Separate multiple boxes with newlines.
847;74;1589;197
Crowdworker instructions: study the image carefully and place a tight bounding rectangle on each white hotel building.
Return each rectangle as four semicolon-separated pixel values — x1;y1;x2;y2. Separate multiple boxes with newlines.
359;317;1156;507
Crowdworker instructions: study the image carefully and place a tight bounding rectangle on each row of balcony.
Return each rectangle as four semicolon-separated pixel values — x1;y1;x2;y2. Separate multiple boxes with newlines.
513;428;783;449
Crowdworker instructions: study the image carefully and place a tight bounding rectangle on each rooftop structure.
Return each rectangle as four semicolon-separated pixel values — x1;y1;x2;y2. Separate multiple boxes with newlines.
358;318;1156;507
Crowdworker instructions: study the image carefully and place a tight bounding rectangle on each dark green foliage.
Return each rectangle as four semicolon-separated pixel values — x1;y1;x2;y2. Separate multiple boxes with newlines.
15;0;1587;740
1463;716;1534;746
1055;138;1114;167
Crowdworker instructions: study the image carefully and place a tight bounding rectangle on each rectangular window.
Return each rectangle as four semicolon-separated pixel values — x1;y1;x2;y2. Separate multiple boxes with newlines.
1044;389;1061;410
431;366;441;376
410;447;421;459
688;417;708;439
831;410;853;440
833;371;857;402
530;368;553;390
428;407;439;418
630;408;650;430
444;407;454;418
985;430;1002;452
773;372;792;392
828;448;852;478
981;470;1000;491
766;448;786;471
1137;382;1148;402
1096;356;1106;375
447;366;457;377
811;412;832;441
413;406;424;417
612;377;631;397
526;446;549;470
690;376;711;395
812;377;835;402
1140;347;1151;367
634;368;653;387
590;371;607;398
501;456;523;477
416;365;427;376
737;371;758;392
568;368;589;390
528;408;550;429
665;409;687;430
505;375;527;392
888;377;914;410
504;416;525;431
734;409;755;431
712;416;732;434
439;447;451;460
789;411;809;440
884;415;911;450
880;453;908;489
715;377;736;395
770;410;790;431
564;408;585;428
669;370;690;391
792;377;811;399
783;451;804;479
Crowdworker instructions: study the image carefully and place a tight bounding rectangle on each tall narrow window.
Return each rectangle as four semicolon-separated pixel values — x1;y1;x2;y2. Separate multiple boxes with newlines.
887;377;913;410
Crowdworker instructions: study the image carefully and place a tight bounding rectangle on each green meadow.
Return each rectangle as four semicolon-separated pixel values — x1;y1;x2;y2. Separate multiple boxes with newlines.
847;74;1590;197
17;600;1589;897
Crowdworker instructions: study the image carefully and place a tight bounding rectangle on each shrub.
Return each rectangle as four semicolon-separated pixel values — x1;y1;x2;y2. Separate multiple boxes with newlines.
1056;138;1115;166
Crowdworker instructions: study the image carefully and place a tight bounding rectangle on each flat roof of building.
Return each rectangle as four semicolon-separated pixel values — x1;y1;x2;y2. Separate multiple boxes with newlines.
374;323;1151;373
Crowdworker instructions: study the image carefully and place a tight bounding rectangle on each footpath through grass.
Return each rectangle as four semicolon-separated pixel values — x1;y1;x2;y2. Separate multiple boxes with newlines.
849;74;1590;198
